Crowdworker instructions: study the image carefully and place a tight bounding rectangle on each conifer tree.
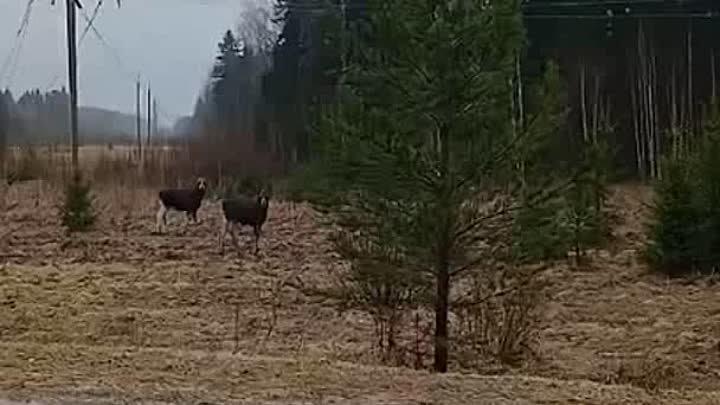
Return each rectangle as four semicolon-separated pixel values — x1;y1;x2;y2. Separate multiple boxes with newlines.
307;0;573;372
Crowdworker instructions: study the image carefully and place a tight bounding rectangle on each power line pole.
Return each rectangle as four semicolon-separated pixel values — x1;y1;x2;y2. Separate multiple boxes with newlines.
152;98;158;143
65;0;80;174
146;84;152;147
135;78;141;160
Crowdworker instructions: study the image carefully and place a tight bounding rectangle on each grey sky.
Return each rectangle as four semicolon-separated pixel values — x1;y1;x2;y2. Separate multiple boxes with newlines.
0;0;270;126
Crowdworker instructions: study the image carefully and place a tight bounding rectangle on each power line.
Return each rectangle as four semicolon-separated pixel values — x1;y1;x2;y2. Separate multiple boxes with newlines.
523;0;670;8
40;1;113;91
79;0;104;46
0;0;36;88
524;12;720;19
17;0;37;36
6;0;37;85
74;5;180;127
77;5;140;84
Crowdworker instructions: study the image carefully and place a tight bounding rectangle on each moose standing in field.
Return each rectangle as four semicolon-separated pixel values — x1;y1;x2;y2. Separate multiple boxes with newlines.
155;177;208;234
218;188;270;255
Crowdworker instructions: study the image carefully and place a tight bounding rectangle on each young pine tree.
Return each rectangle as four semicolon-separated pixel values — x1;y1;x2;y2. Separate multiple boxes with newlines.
60;172;96;233
646;156;701;275
511;60;573;264
308;0;572;372
646;102;720;276
564;138;613;264
693;103;720;272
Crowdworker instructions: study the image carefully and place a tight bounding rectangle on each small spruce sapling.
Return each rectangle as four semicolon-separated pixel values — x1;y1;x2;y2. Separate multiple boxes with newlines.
60;172;96;232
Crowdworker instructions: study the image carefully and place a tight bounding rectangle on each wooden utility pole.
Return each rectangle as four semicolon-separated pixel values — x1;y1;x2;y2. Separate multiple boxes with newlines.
146;85;152;147
136;78;141;160
153;98;158;141
65;0;80;174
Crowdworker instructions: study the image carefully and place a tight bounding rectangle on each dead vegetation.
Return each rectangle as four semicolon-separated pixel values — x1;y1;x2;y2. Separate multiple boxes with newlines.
1;172;720;403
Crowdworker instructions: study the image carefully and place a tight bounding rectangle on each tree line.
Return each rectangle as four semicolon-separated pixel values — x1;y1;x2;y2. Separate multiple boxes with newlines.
0;86;140;150
186;0;720;184
0;88;70;145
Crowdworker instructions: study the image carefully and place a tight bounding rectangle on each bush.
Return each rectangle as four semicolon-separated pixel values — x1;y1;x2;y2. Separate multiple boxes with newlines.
7;145;41;184
645;105;720;276
644;102;720;276
311;230;431;366
511;198;570;263
60;172;96;232
276;163;336;203
512;139;613;266
455;265;546;368
645;155;703;275
692;133;720;271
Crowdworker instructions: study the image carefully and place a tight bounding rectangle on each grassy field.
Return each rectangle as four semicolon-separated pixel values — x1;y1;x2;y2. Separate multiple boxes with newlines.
3;144;189;188
1;179;720;404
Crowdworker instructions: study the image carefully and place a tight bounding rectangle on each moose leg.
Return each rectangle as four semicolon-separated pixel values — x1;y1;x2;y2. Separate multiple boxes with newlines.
253;225;261;255
231;223;240;249
155;201;167;234
219;219;231;254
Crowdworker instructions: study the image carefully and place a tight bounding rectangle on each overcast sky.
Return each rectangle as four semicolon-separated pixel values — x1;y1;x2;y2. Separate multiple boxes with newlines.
0;0;267;126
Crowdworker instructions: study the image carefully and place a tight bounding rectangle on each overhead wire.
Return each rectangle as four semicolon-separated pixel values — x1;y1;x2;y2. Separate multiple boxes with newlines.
79;0;104;46
524;12;720;19
77;5;181;126
271;1;720;18
43;0;100;92
0;0;36;88
78;5;138;83
523;0;672;7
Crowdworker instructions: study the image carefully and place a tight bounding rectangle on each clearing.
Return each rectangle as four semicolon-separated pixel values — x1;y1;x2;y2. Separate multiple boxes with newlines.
1;181;719;404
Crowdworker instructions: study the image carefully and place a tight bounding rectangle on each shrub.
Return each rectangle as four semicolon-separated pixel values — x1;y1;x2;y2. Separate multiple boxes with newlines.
564;148;612;263
645;156;702;275
455;265;546;368
60;172;96;232
644;101;720;276
511;197;570;263
311;230;430;366
692;132;720;272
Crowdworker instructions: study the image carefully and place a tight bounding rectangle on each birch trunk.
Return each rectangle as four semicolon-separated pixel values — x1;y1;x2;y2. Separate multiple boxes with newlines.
650;44;660;179
670;62;679;158
516;54;525;185
712;49;717;105
631;65;643;178
592;72;600;145
580;64;589;144
687;21;693;141
636;23;648;180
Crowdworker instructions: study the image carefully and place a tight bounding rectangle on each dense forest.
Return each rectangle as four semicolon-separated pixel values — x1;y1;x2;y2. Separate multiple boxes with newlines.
179;0;720;182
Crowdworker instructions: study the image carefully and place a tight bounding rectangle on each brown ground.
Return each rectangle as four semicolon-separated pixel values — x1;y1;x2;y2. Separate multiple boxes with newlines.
1;181;720;404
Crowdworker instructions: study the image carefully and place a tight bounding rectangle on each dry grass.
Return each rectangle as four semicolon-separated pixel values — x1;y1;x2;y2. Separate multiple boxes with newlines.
2;180;720;404
3;144;191;188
